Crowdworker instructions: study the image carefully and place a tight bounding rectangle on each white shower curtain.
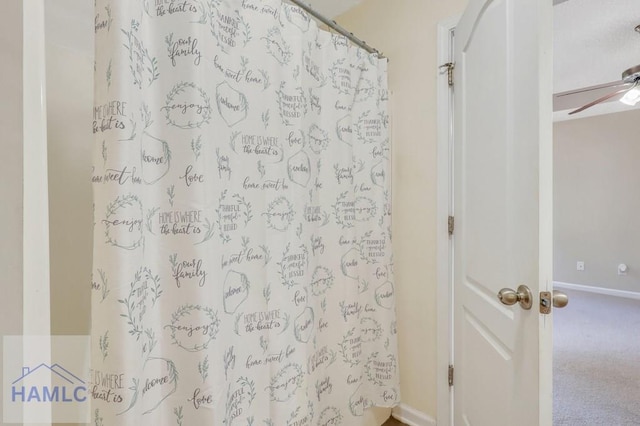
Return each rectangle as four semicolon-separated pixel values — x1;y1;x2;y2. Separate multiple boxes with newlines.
92;1;398;424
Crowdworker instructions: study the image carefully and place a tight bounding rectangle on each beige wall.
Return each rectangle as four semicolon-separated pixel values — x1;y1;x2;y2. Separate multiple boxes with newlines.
46;33;94;335
554;110;640;291
45;17;93;426
0;0;23;332
339;0;467;419
0;2;24;423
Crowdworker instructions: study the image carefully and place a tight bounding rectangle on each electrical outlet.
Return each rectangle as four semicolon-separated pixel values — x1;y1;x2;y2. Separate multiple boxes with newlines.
577;261;585;271
618;264;628;276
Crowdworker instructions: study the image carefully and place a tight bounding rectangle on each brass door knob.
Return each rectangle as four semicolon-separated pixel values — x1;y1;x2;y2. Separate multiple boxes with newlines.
553;290;569;308
497;285;533;310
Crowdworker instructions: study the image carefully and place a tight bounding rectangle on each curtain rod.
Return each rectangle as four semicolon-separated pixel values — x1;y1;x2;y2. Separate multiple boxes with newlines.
288;0;386;60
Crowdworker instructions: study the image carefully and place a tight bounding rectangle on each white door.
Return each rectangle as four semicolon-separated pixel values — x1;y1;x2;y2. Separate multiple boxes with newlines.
453;0;553;425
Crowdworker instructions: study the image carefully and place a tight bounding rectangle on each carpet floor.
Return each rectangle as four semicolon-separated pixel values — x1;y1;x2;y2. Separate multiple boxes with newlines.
554;290;640;425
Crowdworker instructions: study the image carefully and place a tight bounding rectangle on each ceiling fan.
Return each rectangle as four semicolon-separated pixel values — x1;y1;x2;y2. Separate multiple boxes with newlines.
557;64;640;115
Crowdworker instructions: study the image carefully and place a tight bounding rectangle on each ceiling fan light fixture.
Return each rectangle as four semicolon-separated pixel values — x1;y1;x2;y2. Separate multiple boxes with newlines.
566;65;640;115
619;86;640;106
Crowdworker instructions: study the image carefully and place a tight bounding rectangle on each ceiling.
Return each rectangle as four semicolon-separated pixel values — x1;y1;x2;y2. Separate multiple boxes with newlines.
553;0;640;116
554;0;640;93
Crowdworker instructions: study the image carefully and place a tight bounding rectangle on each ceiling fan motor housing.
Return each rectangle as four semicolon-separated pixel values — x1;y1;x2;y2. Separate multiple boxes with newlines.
622;64;640;83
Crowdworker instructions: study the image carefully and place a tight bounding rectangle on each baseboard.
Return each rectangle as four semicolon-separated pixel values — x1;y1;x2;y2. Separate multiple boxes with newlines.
391;404;436;426
554;281;640;300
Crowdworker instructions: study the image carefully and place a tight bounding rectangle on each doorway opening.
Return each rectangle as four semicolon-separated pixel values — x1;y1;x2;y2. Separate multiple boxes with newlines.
437;12;640;426
552;110;640;425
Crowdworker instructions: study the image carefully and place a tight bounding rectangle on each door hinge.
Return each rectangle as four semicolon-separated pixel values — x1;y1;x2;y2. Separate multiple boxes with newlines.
448;365;454;386
439;62;455;87
448;216;455;236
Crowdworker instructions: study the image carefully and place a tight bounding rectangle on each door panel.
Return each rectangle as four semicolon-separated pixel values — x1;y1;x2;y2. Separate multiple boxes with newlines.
453;0;553;425
462;310;512;425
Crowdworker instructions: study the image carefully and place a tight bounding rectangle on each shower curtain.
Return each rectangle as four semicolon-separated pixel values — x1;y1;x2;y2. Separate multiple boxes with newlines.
91;1;398;424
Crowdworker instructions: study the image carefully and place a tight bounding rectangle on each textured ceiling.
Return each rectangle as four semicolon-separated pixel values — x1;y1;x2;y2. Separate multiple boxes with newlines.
554;0;640;93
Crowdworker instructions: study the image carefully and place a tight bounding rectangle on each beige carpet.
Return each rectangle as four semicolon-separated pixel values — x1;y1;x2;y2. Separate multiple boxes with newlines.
554;290;640;425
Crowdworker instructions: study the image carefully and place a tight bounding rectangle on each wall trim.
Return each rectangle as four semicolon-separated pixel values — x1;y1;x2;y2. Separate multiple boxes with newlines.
554;281;640;300
23;0;51;337
392;404;436;426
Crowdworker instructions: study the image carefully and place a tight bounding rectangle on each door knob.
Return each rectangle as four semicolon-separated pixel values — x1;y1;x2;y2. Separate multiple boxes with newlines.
552;290;569;308
497;285;532;310
539;290;569;314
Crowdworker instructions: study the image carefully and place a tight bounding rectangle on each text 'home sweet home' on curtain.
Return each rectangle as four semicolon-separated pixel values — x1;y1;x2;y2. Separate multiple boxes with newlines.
91;1;398;424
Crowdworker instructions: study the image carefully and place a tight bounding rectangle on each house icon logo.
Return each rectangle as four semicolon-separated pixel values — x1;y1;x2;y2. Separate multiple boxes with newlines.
11;363;87;403
3;335;90;423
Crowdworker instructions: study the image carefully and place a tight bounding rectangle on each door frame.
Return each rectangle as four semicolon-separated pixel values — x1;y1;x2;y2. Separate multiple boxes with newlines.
436;14;459;426
436;8;555;425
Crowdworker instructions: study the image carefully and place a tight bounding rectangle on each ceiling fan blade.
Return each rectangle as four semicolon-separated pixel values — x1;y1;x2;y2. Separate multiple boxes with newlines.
555;80;629;98
568;85;635;115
